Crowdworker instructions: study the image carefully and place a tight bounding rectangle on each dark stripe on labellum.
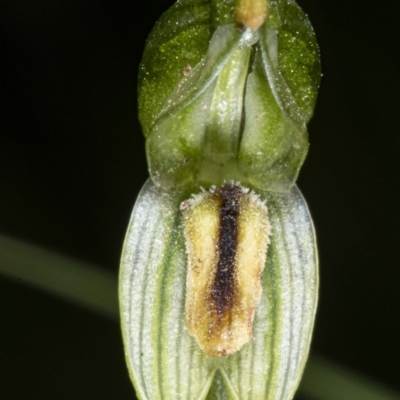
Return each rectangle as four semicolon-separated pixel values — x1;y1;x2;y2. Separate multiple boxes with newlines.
182;181;270;356
211;184;242;319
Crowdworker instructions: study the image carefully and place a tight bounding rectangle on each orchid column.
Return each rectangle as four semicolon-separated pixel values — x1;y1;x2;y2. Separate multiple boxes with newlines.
120;0;320;398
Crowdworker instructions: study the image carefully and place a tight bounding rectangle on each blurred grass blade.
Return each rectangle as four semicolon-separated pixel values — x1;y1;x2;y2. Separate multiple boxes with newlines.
0;232;399;399
300;355;400;400
0;233;118;319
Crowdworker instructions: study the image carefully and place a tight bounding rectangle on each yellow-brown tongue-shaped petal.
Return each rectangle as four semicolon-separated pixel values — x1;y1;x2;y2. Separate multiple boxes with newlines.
181;182;270;357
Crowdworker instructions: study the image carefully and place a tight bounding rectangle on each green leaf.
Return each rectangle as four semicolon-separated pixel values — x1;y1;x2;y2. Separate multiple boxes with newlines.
119;179;318;399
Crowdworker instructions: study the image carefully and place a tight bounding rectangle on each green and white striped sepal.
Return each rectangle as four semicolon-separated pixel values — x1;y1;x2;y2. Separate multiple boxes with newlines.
119;179;318;400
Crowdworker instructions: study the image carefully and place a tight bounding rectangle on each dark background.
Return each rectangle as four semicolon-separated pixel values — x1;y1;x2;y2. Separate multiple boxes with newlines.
1;0;399;398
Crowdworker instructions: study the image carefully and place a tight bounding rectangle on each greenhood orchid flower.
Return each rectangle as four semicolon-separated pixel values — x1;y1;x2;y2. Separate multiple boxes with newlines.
119;0;320;399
